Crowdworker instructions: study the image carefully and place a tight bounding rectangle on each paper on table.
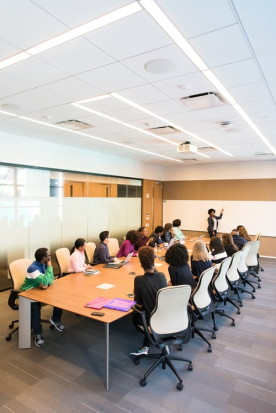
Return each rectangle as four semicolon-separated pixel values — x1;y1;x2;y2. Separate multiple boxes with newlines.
154;263;163;267
96;283;115;290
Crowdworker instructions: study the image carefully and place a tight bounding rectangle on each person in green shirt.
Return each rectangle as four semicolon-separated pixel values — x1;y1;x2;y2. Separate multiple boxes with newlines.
21;248;64;347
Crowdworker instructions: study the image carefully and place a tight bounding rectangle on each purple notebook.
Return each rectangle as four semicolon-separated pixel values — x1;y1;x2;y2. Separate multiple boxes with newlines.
84;297;112;310
103;298;136;312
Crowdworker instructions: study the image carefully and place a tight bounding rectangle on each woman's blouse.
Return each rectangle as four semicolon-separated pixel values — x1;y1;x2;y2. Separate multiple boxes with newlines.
68;249;87;272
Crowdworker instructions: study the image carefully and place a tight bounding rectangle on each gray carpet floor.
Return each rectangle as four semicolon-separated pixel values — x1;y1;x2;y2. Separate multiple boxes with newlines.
0;258;276;413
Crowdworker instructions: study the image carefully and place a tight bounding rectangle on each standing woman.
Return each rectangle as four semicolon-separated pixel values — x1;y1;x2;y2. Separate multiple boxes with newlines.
68;238;91;272
190;240;212;281
207;208;224;238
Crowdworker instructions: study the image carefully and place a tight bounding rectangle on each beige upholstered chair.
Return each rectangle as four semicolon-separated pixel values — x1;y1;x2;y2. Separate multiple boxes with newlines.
108;238;120;257
85;242;96;263
55;247;70;277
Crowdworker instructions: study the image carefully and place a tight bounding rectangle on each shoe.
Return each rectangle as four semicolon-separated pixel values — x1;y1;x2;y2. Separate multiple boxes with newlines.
34;334;44;347
50;318;65;332
129;346;149;358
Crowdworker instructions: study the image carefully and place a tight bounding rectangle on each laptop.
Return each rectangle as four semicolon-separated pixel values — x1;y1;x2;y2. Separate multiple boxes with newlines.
103;252;133;269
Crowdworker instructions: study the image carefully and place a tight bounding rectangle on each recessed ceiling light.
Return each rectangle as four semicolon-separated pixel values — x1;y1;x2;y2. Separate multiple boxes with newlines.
144;59;176;74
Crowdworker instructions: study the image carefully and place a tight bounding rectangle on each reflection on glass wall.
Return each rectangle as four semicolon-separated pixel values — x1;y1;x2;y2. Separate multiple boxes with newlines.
0;165;141;290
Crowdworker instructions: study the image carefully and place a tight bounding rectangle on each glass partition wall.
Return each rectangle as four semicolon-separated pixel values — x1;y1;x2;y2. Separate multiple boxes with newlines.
0;165;142;290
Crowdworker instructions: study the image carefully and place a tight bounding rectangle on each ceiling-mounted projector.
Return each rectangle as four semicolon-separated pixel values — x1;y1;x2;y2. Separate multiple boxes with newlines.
177;141;198;153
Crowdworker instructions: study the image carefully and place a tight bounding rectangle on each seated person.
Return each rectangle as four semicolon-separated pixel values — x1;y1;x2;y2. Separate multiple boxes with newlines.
210;236;228;266
231;229;247;250
68;238;92;272
117;230;139;258
135;227;153;250
161;223;175;244
222;233;239;257
148;226;164;247
190;240;212;280
238;226;251;242
93;231;117;264
165;243;196;290
21;248;64;347
173;219;185;241
129;246;167;357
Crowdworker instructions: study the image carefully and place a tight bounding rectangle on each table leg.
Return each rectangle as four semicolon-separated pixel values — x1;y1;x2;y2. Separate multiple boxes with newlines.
19;296;34;349
105;323;109;391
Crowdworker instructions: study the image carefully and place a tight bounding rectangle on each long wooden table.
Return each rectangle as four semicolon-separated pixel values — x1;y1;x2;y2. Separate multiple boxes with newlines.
19;257;170;390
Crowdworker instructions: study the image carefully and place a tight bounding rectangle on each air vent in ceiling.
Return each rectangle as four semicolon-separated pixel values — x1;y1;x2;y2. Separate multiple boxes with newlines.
180;92;224;110
147;125;180;135
198;146;216;152
56;119;93;130
255;152;275;159
181;158;198;162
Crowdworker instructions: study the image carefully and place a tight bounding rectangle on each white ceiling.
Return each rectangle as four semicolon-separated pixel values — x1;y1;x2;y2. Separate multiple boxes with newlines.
0;0;276;166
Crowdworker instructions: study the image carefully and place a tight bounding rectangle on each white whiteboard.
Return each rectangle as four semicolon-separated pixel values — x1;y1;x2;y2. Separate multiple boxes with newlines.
163;200;276;237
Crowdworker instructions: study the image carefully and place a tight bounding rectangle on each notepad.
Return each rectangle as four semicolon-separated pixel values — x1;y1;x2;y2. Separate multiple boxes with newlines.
84;297;111;310
96;283;115;290
104;298;136;312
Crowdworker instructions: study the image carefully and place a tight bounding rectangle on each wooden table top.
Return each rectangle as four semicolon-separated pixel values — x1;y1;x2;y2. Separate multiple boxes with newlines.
19;257;170;324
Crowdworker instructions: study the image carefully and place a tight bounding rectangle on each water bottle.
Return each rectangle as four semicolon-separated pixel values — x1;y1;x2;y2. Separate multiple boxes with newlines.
154;243;157;252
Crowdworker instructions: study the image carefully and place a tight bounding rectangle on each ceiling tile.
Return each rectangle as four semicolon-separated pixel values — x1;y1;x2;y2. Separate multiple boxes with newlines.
229;82;271;103
189;25;252;68
121;44;198;82
85;11;172;60
116;84;169;105
156;0;237;39
240;98;276;114
77;62;146;92
212;59;263;88
191;105;238;121
0;73;33;99
38;38;114;76
0;0;67;49
153;71;214;99
41;77;103;101
2;56;68;87
0;40;22;61
32;0;133;28
144;100;188;116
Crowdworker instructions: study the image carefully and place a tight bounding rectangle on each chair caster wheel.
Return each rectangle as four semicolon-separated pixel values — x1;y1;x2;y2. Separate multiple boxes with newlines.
9;324;14;329
213;325;218;331
134;359;140;365
176;383;183;391
50;325;55;330
252;295;256;299
178;344;183;351
188;363;193;371
207;347;212;353
237;310;240;315
240;303;243;307
6;336;11;341
252;289;256;293
231;321;235;326
140;379;147;387
212;333;216;339
258;285;261;289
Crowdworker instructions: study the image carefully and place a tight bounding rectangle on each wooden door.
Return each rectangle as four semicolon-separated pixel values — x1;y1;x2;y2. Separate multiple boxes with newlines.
64;181;85;197
142;180;163;232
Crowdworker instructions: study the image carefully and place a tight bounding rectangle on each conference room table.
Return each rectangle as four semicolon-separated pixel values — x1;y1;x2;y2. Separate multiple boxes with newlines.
18;237;209;390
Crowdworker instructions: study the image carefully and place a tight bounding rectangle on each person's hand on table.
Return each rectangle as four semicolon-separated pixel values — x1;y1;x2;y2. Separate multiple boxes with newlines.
39;283;48;290
167;279;172;286
114;257;118;262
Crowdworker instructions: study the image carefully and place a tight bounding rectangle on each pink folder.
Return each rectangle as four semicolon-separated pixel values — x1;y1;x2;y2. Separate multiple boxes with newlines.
84;297;112;310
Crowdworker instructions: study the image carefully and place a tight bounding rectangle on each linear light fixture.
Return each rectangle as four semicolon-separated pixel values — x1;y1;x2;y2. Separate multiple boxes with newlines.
19;115;182;162
72;102;182;146
111;93;227;157
0;109;17;116
140;0;276;157
0;2;142;69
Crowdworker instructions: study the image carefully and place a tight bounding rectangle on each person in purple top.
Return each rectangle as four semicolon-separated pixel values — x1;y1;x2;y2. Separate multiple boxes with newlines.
117;230;139;258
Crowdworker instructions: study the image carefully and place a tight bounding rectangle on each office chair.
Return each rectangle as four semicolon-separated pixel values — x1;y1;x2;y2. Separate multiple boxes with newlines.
130;285;193;391
211;257;238;330
55;247;71;277
85;242;96;263
245;241;262;283
107;238;120;257
225;251;243;307
237;246;256;299
254;232;261;241
190;266;217;352
6;258;53;342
